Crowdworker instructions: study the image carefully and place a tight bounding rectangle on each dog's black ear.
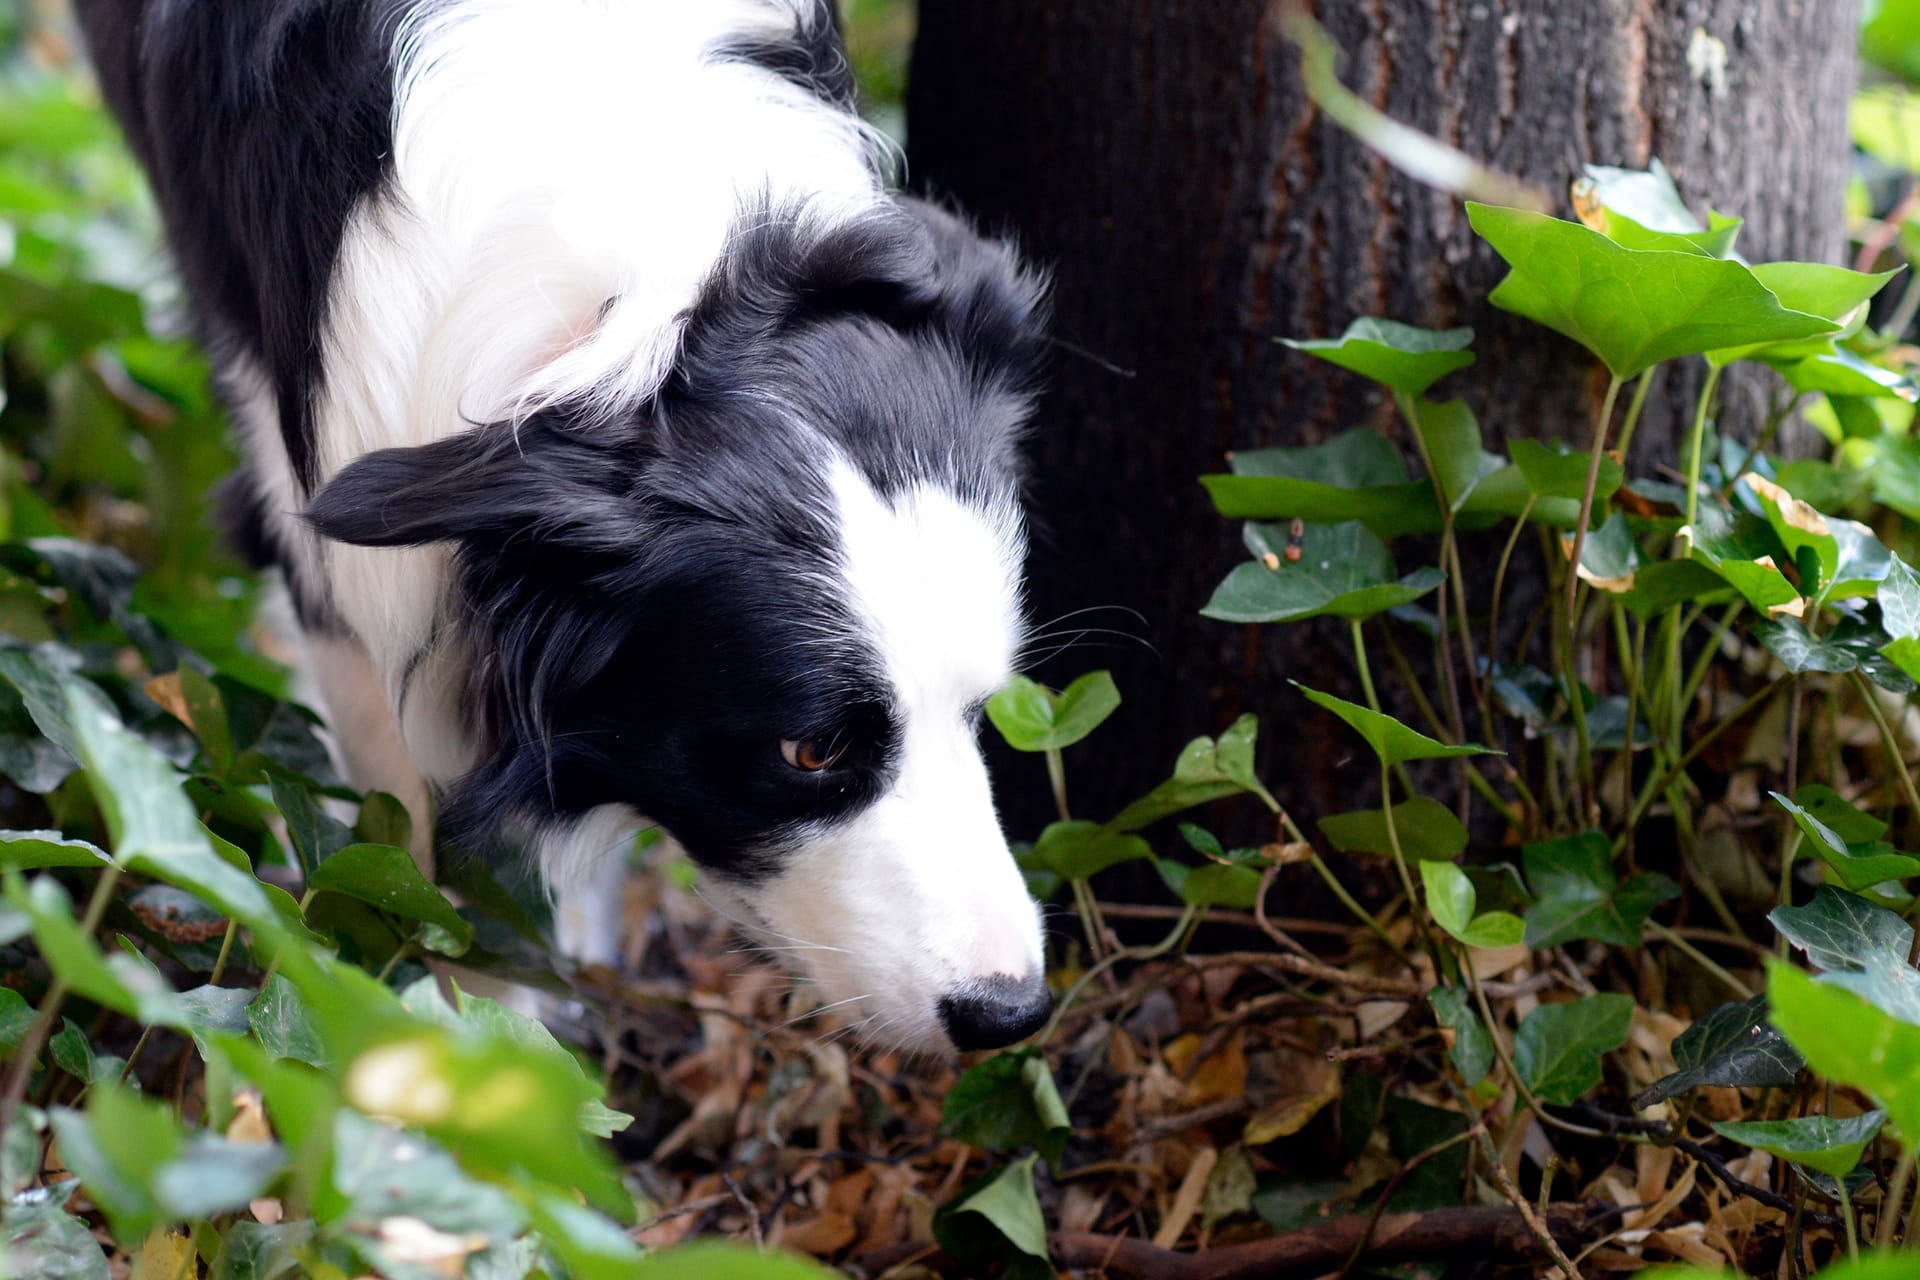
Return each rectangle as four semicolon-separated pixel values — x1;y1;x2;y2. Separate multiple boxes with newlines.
304;416;634;550
891;195;1050;381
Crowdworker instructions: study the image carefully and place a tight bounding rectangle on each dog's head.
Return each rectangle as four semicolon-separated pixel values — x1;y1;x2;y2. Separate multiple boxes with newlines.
306;198;1053;1052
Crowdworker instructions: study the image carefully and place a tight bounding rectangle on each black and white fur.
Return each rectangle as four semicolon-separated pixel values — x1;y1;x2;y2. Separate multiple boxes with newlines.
76;0;1053;1053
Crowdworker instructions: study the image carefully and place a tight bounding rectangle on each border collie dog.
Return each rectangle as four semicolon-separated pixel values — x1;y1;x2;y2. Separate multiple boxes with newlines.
76;0;1052;1053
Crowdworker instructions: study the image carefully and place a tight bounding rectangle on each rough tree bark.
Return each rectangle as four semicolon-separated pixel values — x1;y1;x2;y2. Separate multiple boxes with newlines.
908;0;1858;826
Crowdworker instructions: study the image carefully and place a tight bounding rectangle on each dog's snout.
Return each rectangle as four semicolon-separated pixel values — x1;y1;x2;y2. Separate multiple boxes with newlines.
938;974;1053;1052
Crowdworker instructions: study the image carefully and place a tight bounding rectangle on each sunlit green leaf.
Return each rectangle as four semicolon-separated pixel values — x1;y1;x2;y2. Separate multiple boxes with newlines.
1467;204;1838;379
1318;797;1466;861
1294;683;1495;766
1711;1111;1883;1178
1280;317;1474;396
1203;521;1442;624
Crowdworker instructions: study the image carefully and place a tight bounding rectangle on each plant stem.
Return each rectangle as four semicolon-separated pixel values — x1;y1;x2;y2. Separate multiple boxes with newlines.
0;866;123;1135
1613;369;1655;462
1614;678;1788;855
1465;963;1607;1139
1352;619;1416;799
1683;364;1726;534
1840;1180;1860;1263
1045;747;1071;822
1380;760;1443;972
1882;1145;1915;1248
207;919;239;988
1851;672;1920;821
1564;374;1627;624
1040;906;1195;1045
1645;921;1752;999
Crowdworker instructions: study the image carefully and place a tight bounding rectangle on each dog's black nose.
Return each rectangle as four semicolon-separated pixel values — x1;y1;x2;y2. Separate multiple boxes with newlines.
938;974;1054;1051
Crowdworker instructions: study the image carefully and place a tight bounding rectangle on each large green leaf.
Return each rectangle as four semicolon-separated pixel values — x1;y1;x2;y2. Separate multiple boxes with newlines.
1512;994;1634;1105
1769;963;1920;1152
1774;792;1920;895
1771;885;1913;974
1711;1111;1884;1179
1772;886;1920;1023
1411;398;1505;513
986;672;1120;753
1294;683;1495;766
306;843;475;954
1317;797;1466;861
1683;508;1801;611
1510;438;1624;503
943;1050;1071;1166
1631;995;1805;1108
1202;429;1442;540
0;1190;108;1280
1420;861;1524;949
1203;521;1443;624
1019;821;1152;882
1521;832;1679;948
630;1243;839;1280
933;1154;1051;1280
1427;985;1493;1085
1708;263;1899;367
1107;716;1264;831
1280;317;1475;396
1466;204;1838;378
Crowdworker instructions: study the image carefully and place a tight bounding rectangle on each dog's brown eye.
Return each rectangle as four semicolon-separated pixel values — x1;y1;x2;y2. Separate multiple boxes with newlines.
781;739;842;772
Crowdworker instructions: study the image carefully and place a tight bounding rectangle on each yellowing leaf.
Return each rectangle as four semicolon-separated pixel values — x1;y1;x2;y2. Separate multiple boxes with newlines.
1243;1078;1342;1145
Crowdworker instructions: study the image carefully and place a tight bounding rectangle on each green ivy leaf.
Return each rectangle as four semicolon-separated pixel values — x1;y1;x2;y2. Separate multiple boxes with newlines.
933;1154;1051;1280
1419;861;1524;949
1411;398;1505;513
1711;1111;1884;1179
1521;832;1680;948
1513;994;1634;1105
1107;716;1264;831
1771;885;1913;973
1202;429;1442;541
1739;474;1839;587
1317;797;1467;861
1203;521;1443;624
1771;886;1920;1023
1750;618;1869;676
1683;506;1800;610
1769;963;1920;1156
1427;985;1492;1085
0;1189;109;1280
1466;204;1838;379
1630;995;1806;1108
1510;438;1624;503
307;844;474;955
1774;792;1920;895
1021;821;1152;881
1294;683;1496;767
1279;317;1475;396
1156;858;1265;910
943;1050;1072;1166
0;831;110;871
1709;263;1900;367
1575;161;1741;256
987;672;1121;753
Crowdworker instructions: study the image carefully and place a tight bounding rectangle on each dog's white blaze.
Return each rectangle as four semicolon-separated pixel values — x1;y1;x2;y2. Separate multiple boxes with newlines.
294;0;888;765
732;465;1041;1048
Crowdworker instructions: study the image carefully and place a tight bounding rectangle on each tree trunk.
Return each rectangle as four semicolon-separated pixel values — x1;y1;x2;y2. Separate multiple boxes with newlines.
908;0;1858;827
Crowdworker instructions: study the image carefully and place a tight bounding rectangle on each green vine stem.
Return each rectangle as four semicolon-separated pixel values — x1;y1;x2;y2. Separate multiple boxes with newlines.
1682;363;1726;534
0;865;124;1134
1881;1144;1915;1248
1851;671;1920;823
